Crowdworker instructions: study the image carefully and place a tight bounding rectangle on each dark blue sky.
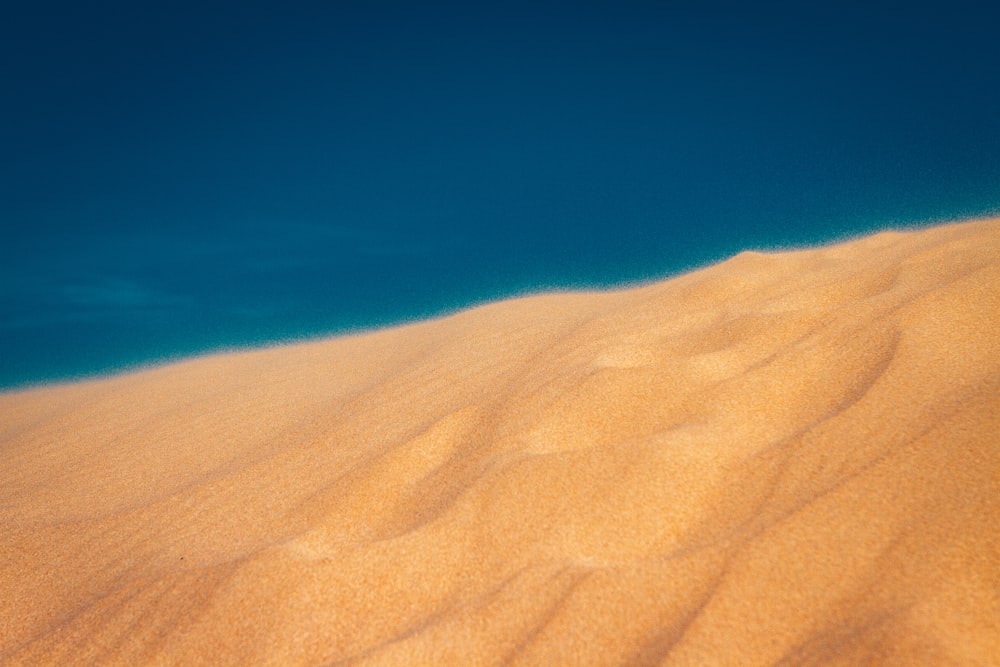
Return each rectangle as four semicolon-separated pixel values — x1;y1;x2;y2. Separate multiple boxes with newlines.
2;1;999;387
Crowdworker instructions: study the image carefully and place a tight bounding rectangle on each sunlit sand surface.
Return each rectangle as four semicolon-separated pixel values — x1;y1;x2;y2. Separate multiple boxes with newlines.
2;218;998;665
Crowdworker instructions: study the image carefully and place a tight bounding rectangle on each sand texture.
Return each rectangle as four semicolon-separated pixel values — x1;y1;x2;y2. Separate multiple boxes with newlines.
2;218;999;665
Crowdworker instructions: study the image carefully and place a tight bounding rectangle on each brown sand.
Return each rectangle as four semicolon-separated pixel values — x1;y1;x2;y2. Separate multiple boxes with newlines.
1;218;998;665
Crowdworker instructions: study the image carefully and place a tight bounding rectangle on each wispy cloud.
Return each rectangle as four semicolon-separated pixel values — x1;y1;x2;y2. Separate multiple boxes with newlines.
60;278;189;310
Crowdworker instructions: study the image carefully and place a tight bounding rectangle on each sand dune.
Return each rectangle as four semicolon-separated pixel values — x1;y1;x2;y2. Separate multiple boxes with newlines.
2;218;998;665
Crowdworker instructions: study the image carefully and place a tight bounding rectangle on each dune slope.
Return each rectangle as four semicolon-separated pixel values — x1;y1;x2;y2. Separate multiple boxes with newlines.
1;218;999;665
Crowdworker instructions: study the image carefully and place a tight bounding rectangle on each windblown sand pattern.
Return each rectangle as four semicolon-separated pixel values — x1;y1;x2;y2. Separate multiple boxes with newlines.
2;219;998;665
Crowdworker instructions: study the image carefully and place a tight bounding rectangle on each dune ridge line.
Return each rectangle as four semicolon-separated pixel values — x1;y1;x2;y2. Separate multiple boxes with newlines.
1;217;998;665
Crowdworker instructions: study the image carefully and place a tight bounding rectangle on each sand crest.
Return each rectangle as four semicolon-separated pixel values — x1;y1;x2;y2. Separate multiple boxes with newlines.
2;218;998;665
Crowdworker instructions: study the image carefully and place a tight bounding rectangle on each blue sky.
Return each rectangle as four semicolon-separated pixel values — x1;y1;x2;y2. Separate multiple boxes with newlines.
2;1;998;386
